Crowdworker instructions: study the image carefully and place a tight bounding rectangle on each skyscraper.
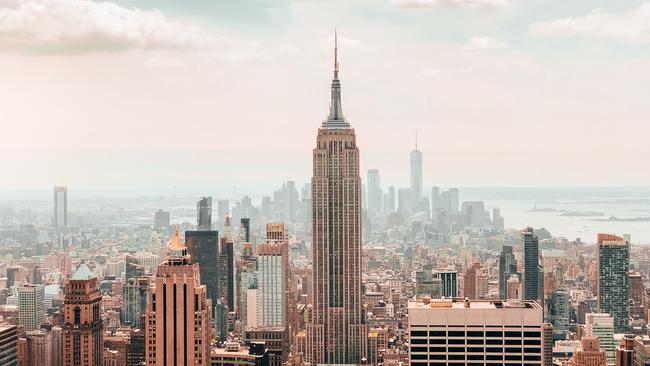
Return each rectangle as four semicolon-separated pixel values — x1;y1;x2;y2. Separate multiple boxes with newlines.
306;32;368;364
237;243;258;331
122;277;149;328
499;245;517;299
63;264;103;366
197;196;212;231
410;132;423;209
547;288;571;333
17;284;45;331
437;270;458;298
367;169;382;215
597;233;630;333
145;228;212;365
240;217;251;243
493;207;505;231
53;186;67;228
523;227;541;302
25;329;52;366
397;188;412;216
449;187;459;214
219;238;235;311
153;209;170;231
585;313;616;363
185;230;220;305
383;186;396;213
217;199;229;230
431;186;440;213
463;262;481;299
255;223;288;327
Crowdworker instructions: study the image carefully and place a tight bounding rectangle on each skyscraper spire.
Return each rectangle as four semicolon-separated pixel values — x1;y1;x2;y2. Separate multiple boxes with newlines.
334;29;339;79
324;29;349;128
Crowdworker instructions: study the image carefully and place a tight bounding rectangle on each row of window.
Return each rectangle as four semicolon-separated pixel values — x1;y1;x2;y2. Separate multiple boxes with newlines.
412;354;542;361
411;330;541;338
413;353;544;360
411;346;542;354
412;359;541;366
411;338;541;345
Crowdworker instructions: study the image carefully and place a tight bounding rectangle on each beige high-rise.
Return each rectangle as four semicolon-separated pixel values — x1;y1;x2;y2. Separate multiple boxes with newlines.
306;32;368;364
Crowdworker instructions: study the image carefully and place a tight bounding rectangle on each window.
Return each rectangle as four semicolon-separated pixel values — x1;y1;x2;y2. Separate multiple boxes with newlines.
524;331;541;338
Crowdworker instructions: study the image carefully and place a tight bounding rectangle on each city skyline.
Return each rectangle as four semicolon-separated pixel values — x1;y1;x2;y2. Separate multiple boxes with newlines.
3;0;650;189
2;2;650;365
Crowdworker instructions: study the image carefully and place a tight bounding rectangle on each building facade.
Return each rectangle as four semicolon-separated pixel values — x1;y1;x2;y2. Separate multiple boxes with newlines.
145;227;212;365
499;245;518;299
306;33;368;364
256;224;288;328
597;233;630;333
62;264;103;366
367;169;382;215
122;276;149;328
408;298;544;365
18;284;45;331
523;227;541;302
0;325;18;366
53;186;67;229
571;337;607;366
25;330;52;366
410;136;423;209
185;230;220;305
585;313;615;364
197;196;212;231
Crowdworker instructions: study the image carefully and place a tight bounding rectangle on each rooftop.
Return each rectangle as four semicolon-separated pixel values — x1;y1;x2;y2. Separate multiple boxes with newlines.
71;264;94;280
409;298;541;310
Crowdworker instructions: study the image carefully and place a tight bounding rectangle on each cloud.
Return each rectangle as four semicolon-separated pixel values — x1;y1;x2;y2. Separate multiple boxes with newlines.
463;36;509;50
529;2;650;43
0;0;227;53
418;67;441;78
391;0;512;10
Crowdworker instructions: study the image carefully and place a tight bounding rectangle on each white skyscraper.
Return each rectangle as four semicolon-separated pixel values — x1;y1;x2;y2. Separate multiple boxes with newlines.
53;186;67;228
367;169;382;215
18;284;45;331
410;133;423;208
256;223;288;327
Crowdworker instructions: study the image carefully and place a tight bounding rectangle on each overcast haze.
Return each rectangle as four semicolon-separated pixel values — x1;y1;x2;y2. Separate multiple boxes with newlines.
2;0;650;190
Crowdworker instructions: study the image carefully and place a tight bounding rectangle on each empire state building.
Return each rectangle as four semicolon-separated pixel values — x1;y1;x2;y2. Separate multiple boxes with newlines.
306;32;368;364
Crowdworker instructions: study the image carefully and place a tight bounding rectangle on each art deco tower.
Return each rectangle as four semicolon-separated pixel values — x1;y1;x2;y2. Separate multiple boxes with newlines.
62;264;103;366
145;227;212;365
306;32;368;364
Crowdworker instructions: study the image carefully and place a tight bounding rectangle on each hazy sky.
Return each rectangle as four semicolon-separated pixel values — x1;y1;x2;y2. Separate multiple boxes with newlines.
2;0;650;192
